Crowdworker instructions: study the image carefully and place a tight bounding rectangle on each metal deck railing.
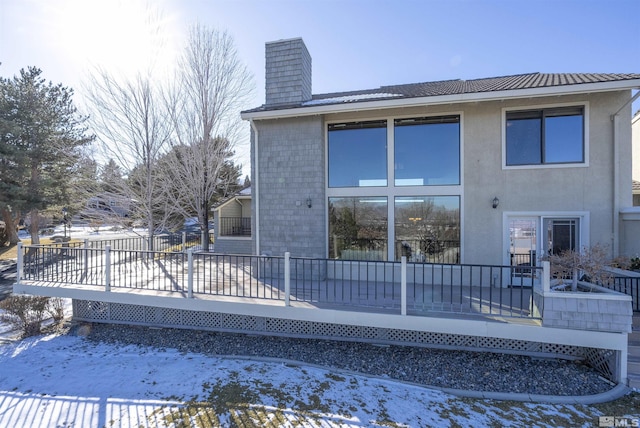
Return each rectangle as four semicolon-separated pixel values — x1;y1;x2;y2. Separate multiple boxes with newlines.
17;244;543;320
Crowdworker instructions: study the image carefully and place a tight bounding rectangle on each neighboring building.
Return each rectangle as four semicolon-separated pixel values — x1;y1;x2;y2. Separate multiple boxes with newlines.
212;186;252;254
634;181;640;207
85;192;132;218
242;38;640;265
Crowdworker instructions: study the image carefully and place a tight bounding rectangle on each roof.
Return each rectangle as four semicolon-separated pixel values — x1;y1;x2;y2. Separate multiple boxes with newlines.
242;72;640;119
213;186;251;211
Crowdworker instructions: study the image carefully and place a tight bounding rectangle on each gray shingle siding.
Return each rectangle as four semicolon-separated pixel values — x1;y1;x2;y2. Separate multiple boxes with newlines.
254;116;325;258
265;38;312;106
214;238;253;255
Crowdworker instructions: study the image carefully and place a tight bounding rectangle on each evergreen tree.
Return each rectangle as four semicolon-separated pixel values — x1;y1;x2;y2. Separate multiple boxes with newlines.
0;67;93;244
99;158;126;194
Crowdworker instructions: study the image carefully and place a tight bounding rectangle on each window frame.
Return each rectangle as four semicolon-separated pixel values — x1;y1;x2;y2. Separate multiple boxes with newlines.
327;120;389;188
393;115;461;186
502;102;589;170
325;112;464;262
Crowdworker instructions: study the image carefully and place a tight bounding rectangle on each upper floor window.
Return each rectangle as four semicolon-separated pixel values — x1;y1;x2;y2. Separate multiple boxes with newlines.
328;120;387;187
506;106;584;166
394;116;460;185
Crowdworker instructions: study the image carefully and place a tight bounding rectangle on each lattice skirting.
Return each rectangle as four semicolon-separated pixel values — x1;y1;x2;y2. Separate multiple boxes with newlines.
72;299;619;382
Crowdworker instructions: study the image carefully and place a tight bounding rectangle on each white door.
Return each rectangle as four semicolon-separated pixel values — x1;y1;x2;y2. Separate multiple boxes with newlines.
508;217;537;267
506;217;539;286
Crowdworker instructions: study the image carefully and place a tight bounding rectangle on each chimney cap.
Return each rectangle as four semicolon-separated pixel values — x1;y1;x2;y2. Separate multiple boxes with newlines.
266;37;306;46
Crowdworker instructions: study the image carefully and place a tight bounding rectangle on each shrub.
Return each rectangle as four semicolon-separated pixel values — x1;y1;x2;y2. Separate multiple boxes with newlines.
0;295;50;337
545;243;614;291
46;297;65;322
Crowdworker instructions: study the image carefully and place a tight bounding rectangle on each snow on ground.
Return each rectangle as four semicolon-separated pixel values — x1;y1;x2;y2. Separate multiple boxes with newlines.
0;307;636;426
0;331;598;427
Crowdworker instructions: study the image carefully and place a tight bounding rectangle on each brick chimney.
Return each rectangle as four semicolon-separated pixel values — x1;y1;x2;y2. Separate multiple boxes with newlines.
265;38;312;106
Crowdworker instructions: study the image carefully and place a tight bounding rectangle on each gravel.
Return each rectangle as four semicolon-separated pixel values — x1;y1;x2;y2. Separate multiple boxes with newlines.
75;322;614;397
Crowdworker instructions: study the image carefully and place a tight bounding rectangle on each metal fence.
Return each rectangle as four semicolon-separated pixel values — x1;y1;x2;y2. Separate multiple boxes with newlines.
287;257;539;317
18;244;542;319
86;232;204;252
218;217;251;236
607;276;640;312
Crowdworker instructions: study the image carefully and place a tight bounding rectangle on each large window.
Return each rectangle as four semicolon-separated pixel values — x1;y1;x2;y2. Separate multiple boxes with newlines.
395;196;460;263
328;120;387;187
328;197;388;261
506;106;584;166
327;115;462;262
394;116;460;185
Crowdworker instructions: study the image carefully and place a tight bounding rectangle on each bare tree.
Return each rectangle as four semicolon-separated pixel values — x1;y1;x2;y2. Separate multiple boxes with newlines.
164;25;253;250
84;70;173;248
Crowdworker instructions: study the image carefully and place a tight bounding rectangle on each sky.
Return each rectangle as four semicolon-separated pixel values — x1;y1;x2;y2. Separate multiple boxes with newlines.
0;302;632;427
1;0;639;175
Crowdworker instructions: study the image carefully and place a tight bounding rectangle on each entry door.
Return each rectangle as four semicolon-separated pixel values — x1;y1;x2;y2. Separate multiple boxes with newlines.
508;217;538;268
505;217;539;286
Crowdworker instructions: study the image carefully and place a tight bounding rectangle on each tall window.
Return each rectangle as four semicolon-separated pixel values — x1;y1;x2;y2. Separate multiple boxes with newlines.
327;115;462;262
328;120;387;187
394;116;460;185
328;197;387;261
395;196;460;263
506;106;584;166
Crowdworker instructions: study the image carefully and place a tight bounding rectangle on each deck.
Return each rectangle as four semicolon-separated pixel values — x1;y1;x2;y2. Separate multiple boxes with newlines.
17;245;537;320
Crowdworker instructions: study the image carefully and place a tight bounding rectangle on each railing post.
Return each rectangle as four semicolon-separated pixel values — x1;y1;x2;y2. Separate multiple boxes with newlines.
105;245;111;292
187;249;194;298
284;252;291;306
182;232;187;251
16;242;23;285
83;238;89;279
401;256;407;316
542;261;550;293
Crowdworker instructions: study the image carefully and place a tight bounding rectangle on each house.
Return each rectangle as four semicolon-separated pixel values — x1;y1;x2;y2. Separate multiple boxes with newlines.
11;38;640;389
212;186;252;254
85;192;132;218
241;38;640;267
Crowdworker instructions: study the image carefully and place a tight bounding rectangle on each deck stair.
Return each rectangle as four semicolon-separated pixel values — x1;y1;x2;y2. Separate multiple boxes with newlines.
629;313;640;389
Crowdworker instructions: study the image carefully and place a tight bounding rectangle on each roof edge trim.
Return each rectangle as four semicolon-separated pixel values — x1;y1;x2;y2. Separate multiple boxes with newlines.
242;79;640;121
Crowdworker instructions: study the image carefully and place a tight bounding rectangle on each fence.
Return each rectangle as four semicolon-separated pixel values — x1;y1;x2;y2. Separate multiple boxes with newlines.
17;244;542;319
607;276;640;312
218;217;251;236
86;232;204;252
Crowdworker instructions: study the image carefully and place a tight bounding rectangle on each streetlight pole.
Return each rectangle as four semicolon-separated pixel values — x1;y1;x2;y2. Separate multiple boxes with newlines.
62;207;68;239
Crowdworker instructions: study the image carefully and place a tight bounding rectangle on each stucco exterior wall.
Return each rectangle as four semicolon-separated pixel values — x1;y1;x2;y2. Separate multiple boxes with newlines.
253;90;633;264
621;210;640;258
633;110;640;182
463;91;630;263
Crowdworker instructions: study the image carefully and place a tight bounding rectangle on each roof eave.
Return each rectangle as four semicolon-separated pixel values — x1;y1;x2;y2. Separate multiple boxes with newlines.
241;79;640;121
213;194;251;211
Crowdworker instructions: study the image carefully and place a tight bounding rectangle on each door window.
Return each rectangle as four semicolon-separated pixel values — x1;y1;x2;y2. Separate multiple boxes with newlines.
509;218;537;267
544;218;580;256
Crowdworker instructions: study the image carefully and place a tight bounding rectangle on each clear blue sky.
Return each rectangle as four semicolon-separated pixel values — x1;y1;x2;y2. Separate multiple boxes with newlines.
1;0;639;171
